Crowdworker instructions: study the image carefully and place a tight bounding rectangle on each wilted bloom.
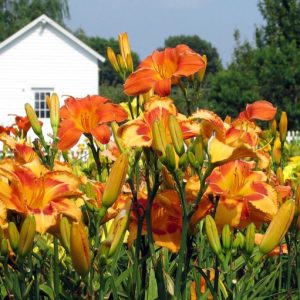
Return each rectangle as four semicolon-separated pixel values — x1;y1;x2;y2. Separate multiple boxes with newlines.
58;95;128;150
207;160;278;229
0;164;82;233
124;45;206;97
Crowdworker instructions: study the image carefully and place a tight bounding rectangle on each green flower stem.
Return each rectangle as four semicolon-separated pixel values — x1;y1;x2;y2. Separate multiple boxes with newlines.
85;133;102;178
53;237;60;299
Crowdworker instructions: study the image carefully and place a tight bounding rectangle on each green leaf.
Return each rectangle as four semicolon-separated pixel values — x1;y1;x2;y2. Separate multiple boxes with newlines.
39;284;55;300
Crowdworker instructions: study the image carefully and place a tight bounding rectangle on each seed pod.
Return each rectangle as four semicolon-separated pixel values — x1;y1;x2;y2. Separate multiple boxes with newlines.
245;223;255;255
70;222;91;276
221;224;231;250
259;199;295;255
8;222;20;252
60;217;71;252
18;215;36;257
205;215;223;261
279;111;288;143
168;115;184;156
49;93;60;137
102;153;128;208
25;103;42;137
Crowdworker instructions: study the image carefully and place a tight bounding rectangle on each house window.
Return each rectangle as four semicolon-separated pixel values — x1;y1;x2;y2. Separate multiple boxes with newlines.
33;89;53;118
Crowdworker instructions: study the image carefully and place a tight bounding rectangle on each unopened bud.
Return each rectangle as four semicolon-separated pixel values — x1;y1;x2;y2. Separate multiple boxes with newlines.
152;120;167;158
0;239;8;257
276;167;284;185
70;222;91;276
197;55;207;82
50;93;60;137
168;115;184;156
8;222;19;252
102;153;128;208
259;199;295;255
165;144;176;170
60;217;71;252
179;153;188;169
194;137;204;166
117;54;126;71
245;223;255;255
107;47;120;73
279;111;288;143
272;136;281;165
270;119;277;135
18;215;36;257
205;215;224;261
295;186;300;216
25;103;42;137
221;224;231;250
187;151;199;169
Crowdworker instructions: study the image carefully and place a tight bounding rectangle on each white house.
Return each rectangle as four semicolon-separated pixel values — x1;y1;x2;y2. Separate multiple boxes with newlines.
0;14;105;134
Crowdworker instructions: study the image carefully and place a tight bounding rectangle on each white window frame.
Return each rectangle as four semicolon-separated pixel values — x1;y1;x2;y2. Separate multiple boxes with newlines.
32;88;54;119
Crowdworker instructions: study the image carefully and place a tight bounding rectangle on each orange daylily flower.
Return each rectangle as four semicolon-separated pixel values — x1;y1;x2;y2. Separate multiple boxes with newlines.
128;190;182;252
0;164;82;233
207;160;278;229
190;101;276;165
124;45;206;97
118;97;199;148
58;95;128;150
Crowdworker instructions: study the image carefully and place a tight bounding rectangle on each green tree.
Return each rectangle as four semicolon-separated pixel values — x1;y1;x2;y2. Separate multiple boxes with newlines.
164;34;222;74
208;0;300;129
0;0;69;42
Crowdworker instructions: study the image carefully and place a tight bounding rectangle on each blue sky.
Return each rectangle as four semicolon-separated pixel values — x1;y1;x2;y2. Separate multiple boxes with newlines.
65;0;264;66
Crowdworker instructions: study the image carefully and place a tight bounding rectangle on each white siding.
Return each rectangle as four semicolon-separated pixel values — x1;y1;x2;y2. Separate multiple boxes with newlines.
0;22;99;134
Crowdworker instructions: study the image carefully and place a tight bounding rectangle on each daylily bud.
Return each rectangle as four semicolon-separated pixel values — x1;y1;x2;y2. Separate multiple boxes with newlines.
270;119;277;135
100;205;130;259
276;167;284;185
168;115;184;156
111;121;124;153
245;223;255;255
237;232;245;249
0;227;3;240
70;222;91;276
8;222;19;252
118;32;132;72
60;217;71;252
25;103;42;137
272;136;281;165
197;55;207;82
221;224;231;250
152;120;167;158
107;47;120;73
126;54;134;73
18;215;36;257
205;216;224;261
178;153;188;170
102;153;128;208
295;186;300;216
279;111;288;143
165;144;176;170
259;199;295;255
49;93;60;137
194;136;204;166
117;54;126;71
187;151;199;169
0;239;8;257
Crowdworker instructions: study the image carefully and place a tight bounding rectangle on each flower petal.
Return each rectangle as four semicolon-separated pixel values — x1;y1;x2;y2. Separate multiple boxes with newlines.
58;119;82;150
91;124;111;144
